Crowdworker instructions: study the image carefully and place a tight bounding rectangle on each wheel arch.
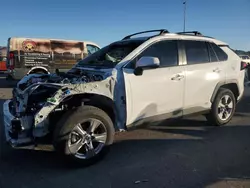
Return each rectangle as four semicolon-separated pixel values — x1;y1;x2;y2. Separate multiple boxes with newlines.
211;80;240;103
27;66;49;75
59;93;117;129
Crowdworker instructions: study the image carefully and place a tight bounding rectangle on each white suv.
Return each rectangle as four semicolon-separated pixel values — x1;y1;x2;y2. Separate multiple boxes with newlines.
3;29;246;166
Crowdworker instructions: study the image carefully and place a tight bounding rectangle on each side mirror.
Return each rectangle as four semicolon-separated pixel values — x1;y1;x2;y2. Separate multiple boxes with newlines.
134;56;160;76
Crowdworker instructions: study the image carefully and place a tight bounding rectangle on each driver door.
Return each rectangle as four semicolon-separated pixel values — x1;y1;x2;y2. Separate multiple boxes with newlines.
123;40;185;126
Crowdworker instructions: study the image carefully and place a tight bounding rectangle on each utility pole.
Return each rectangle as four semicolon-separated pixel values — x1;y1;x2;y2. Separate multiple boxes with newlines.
183;0;187;32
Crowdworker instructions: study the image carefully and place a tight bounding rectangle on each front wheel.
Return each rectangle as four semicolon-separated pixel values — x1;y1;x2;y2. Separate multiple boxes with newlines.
53;106;115;166
206;88;236;126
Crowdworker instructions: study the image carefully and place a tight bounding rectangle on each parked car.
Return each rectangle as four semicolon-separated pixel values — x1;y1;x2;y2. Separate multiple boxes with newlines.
239;55;250;64
5;37;100;80
3;29;246;166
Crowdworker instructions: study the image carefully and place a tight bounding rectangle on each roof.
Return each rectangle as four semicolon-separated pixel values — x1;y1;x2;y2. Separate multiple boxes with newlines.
163;33;228;46
119;30;228;46
116;34;228;46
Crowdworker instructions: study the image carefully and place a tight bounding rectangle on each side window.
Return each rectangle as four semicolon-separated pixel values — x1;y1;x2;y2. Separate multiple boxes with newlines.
184;40;210;65
87;44;100;55
207;42;218;62
126;40;178;69
210;43;228;61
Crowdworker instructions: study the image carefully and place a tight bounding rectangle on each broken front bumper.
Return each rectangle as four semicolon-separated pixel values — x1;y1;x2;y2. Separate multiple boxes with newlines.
3;100;33;147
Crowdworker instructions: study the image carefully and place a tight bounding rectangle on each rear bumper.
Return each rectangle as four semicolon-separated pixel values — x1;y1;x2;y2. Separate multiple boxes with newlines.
3;100;34;147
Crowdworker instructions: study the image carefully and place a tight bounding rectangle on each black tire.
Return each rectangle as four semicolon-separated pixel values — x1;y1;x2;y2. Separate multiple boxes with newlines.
206;88;236;126
53;105;115;166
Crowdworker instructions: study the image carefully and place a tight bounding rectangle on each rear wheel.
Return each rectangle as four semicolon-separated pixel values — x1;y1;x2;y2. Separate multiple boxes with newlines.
206;88;236;126
53;106;115;166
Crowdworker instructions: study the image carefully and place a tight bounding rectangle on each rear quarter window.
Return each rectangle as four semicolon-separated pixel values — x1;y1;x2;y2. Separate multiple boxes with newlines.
220;46;241;60
210;43;228;61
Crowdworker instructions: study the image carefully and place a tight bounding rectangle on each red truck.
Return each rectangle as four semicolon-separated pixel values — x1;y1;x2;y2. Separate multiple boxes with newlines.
0;46;7;72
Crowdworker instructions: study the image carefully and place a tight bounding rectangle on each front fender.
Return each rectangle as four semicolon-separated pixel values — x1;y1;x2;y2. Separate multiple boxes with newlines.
33;78;114;137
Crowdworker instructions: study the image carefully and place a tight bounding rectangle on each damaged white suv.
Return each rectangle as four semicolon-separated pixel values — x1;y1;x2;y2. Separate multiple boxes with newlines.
3;30;246;165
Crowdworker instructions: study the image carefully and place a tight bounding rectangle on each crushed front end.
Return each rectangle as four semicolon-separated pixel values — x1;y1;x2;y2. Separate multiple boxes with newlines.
3;74;63;147
3;69;116;148
3;99;34;147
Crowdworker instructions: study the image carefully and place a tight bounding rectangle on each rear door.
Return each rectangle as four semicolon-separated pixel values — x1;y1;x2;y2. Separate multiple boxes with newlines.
182;40;227;112
6;38;20;74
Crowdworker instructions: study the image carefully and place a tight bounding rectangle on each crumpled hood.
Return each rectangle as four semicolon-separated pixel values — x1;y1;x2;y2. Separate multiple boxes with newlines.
16;67;114;91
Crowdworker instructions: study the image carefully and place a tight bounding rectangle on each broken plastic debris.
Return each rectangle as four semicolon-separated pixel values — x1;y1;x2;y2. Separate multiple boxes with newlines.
47;97;57;104
64;89;70;95
134;179;149;184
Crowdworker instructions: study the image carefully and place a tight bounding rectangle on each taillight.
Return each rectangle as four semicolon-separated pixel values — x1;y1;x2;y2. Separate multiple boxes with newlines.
8;52;15;70
9;52;14;59
9;65;15;70
241;61;248;70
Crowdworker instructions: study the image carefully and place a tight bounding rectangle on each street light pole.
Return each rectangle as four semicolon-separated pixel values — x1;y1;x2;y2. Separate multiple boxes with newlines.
183;0;187;32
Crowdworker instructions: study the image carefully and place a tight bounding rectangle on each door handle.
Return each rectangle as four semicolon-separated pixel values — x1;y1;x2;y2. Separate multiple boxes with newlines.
213;68;221;73
171;74;184;81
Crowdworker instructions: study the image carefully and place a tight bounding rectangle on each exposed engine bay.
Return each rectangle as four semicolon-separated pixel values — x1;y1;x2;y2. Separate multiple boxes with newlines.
17;68;106;91
6;67;122;146
12;68;109;118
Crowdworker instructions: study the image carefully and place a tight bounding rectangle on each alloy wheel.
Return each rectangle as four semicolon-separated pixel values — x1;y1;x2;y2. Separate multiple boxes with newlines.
217;95;233;121
67;118;107;159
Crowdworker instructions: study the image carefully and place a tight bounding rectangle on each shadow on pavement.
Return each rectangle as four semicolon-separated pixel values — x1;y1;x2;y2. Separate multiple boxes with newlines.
1;119;250;188
0;76;17;89
235;96;250;114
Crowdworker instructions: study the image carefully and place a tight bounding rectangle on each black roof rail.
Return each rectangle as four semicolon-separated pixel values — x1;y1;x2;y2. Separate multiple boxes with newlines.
122;29;169;40
177;31;203;36
203;36;215;39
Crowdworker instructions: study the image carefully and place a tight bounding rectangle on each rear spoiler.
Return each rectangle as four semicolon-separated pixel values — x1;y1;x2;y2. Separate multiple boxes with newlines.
218;44;229;47
218;44;235;52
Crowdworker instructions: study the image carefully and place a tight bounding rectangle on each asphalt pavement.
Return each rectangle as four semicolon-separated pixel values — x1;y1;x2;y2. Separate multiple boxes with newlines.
1;74;250;188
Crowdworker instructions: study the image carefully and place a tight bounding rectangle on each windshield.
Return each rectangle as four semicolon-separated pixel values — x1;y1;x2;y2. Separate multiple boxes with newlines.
76;40;144;68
